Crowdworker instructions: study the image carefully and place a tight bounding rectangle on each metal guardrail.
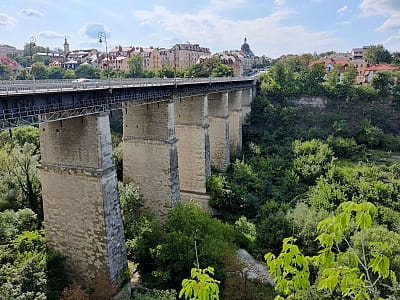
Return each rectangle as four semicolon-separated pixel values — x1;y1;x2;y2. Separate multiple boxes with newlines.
0;76;255;96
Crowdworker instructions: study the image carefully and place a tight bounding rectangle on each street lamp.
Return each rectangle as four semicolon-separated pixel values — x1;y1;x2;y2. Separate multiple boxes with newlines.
98;31;110;85
174;45;177;87
29;36;36;81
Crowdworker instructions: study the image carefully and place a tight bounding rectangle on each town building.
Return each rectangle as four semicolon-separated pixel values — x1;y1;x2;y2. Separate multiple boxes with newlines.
363;64;399;84
64;49;97;69
351;46;370;60
0;44;23;56
168;43;211;69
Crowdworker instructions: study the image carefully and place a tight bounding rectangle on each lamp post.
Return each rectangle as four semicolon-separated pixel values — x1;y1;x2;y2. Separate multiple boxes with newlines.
174;45;177;87
98;31;110;85
29;36;36;81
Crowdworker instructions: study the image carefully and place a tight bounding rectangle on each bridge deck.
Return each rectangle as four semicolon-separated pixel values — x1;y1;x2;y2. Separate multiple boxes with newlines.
0;77;255;130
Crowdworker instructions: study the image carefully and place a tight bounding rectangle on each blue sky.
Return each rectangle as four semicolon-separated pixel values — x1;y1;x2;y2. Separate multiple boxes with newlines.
1;0;400;58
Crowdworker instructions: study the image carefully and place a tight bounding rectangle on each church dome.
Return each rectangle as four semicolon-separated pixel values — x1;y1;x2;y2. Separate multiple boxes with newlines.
241;37;254;56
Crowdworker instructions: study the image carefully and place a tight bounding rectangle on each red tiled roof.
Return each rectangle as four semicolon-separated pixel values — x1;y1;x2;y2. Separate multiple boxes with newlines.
364;64;399;72
0;55;22;71
309;58;349;67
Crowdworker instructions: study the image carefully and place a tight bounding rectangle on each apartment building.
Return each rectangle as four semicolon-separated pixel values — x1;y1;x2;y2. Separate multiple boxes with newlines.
168;43;211;69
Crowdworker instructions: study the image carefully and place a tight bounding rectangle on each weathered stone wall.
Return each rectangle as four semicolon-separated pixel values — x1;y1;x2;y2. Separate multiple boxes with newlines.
209;92;230;171
290;96;400;136
229;90;243;153
123;101;180;219
39;113;127;285
292;96;328;108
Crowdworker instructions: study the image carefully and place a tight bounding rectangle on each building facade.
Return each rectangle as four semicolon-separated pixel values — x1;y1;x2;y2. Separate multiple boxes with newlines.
168;43;211;69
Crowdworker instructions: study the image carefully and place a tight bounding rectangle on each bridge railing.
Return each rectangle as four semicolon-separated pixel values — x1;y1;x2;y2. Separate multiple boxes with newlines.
0;76;254;96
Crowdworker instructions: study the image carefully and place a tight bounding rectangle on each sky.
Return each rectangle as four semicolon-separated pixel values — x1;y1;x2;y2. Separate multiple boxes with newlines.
1;0;400;58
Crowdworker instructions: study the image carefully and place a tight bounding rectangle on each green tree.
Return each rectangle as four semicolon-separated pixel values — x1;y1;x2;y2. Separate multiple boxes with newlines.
0;143;42;218
32;62;48;79
148;203;236;290
365;45;392;65
179;267;220;300
15;69;32;80
292;139;334;185
326;64;341;86
159;65;175;78
75;64;98;79
302;62;325;94
63;69;76;79
343;64;358;85
47;66;65;79
266;201;397;300
371;70;395;97
391;52;400;66
185;64;209;78
0;64;11;79
356;119;384;148
23;43;47;57
33;54;51;66
127;54;144;78
211;62;234;77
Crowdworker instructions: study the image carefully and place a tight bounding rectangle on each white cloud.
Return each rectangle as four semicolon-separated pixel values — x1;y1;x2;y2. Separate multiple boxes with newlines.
133;5;338;57
37;30;65;39
359;0;400;49
274;0;286;6
337;21;352;25
337;5;348;14
377;16;400;32
0;13;16;27
80;23;110;39
19;8;44;17
359;0;400;17
208;0;247;11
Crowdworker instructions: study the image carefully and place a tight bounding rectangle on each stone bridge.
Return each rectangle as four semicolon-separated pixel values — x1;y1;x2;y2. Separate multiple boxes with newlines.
0;77;256;288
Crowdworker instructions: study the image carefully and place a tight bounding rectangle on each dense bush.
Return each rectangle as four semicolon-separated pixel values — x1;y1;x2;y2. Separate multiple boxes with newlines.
131;288;176;299
150;203;237;289
0;209;68;300
326;135;366;160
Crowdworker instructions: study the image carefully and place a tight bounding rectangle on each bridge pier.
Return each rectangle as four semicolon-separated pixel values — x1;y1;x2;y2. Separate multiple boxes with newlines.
242;88;253;122
175;95;211;209
208;92;230;171
122;101;180;219
39;113;127;286
229;90;243;153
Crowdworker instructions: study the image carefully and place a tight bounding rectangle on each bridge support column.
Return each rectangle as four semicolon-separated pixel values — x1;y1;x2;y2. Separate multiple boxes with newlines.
209;92;230;171
229;90;243;153
175;95;211;210
242;88;253;122
39;113;127;287
123;101;180;219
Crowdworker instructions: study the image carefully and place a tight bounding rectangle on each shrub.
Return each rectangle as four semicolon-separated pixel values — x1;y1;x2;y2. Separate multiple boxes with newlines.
147;203;237;290
207;174;230;209
131;288;176;300
326;135;366;160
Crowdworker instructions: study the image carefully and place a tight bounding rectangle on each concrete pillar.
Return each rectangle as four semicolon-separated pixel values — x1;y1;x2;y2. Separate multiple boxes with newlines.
242;88;253;122
122;101;180;219
228;90;243;153
39;113;127;286
175;95;211;209
208;92;230;171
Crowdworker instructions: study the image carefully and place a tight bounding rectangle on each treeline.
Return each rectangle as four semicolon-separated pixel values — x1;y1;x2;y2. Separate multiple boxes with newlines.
1;54;234;80
205;57;400;298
